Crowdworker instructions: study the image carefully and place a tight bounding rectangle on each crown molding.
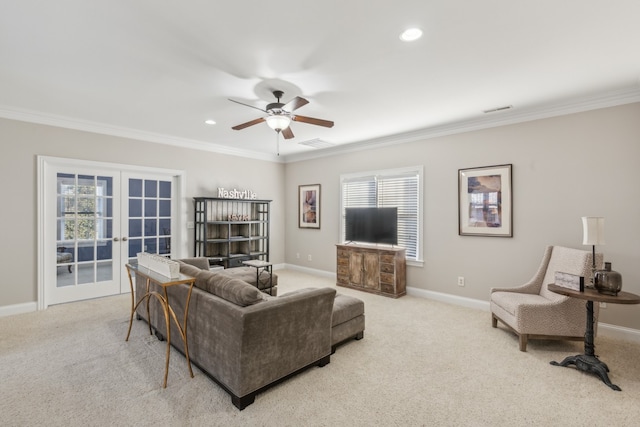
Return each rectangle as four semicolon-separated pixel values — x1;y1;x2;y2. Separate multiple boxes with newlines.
0;106;283;163
283;87;640;163
2;86;639;165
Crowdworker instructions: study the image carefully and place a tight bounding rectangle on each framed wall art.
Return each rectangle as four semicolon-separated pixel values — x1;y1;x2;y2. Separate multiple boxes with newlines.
299;184;320;229
458;164;512;237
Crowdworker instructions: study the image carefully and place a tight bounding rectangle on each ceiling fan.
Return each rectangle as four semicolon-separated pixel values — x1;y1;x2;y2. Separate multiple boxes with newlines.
229;90;334;139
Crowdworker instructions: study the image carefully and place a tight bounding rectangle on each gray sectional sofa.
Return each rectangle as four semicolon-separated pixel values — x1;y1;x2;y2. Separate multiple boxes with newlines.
134;258;364;410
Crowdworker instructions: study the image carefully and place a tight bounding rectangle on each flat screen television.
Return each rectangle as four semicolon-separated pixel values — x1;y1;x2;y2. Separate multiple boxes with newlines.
345;207;398;245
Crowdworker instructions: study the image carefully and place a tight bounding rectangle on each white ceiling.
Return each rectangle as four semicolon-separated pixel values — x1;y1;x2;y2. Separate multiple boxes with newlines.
2;1;640;162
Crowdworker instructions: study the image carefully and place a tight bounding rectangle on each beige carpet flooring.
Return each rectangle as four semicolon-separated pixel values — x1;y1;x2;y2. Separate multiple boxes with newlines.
2;269;640;426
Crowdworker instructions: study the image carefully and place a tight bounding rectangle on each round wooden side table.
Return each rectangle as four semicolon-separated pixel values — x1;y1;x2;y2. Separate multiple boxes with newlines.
548;284;640;391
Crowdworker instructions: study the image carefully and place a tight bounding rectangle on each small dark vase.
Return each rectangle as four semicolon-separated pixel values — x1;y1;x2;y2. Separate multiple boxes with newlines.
594;262;622;296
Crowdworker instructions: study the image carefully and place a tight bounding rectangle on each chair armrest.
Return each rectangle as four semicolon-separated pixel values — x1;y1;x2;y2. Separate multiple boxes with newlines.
491;246;553;295
491;278;542;295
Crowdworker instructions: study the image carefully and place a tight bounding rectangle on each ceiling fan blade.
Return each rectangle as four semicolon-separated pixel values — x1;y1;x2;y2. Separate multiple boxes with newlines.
293;115;334;128
228;98;267;113
282;126;295;139
232;117;265;130
282;96;309;112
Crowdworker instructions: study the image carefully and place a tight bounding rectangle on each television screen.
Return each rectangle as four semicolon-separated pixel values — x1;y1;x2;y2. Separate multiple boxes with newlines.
345;207;398;245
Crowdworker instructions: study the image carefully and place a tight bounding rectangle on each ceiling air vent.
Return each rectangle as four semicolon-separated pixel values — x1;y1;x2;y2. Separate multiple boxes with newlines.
483;105;513;114
298;138;335;149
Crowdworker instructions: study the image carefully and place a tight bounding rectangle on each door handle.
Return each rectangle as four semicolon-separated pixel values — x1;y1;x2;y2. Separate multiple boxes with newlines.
113;237;119;242
122;237;128;241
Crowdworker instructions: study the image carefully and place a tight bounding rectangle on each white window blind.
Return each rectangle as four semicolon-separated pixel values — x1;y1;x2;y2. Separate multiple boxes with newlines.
341;166;422;261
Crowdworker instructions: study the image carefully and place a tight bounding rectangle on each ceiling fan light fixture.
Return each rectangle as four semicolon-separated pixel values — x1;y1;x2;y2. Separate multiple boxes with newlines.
266;114;291;131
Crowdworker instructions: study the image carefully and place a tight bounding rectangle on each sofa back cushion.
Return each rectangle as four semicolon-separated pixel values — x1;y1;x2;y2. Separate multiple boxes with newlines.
177;260;265;306
195;270;264;307
178;258;210;270
178;263;204;278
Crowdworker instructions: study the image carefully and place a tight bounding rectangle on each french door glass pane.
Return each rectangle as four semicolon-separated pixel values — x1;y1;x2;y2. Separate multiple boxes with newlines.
127;178;171;262
56;173;114;288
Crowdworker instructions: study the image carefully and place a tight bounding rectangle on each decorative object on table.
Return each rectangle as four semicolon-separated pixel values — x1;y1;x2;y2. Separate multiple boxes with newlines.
581;216;605;285
136;252;180;278
458;164;512;237
594;262;622;296
299;184;321;229
554;271;585;292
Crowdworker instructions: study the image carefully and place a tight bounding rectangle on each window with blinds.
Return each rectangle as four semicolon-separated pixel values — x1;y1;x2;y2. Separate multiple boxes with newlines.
340;166;422;261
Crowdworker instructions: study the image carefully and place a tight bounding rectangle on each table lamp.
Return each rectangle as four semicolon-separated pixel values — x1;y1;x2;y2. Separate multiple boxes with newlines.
581;216;604;285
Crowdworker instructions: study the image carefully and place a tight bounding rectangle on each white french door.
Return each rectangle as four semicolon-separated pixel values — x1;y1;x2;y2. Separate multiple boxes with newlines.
39;157;184;308
119;172;177;290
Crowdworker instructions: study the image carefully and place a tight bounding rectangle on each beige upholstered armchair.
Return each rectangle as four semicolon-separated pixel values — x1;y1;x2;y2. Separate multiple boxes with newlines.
490;245;603;351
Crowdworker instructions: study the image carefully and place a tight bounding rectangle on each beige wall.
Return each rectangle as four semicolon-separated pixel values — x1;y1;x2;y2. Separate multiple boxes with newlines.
0;118;285;306
2;103;640;330
285;103;640;330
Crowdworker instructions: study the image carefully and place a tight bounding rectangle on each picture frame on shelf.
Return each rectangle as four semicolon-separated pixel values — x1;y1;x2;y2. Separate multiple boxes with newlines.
299;184;320;229
458;164;512;237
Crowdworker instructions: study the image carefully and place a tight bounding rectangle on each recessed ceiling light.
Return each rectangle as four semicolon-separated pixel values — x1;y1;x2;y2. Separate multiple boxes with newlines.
204;119;216;125
400;28;423;42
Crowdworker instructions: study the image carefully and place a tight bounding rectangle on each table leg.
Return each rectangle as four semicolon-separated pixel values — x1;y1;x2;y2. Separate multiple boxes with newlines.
125;267;135;342
162;288;171;389
182;283;195;378
550;300;621;391
125;270;152;340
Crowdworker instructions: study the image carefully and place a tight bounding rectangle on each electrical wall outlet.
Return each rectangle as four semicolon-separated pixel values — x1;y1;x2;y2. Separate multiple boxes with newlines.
308;255;312;261
296;253;300;259
600;302;607;309
458;276;465;286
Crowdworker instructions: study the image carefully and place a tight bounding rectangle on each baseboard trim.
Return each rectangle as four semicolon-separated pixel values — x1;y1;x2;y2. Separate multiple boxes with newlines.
0;301;38;317
6;270;640;344
283;263;336;279
406;285;640;344
407;286;490;311
597;323;640;343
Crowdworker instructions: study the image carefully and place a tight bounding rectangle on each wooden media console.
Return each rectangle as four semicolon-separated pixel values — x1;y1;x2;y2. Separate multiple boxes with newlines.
336;243;406;298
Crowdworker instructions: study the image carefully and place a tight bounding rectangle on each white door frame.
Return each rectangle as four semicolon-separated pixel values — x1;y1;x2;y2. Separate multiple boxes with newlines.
37;156;187;310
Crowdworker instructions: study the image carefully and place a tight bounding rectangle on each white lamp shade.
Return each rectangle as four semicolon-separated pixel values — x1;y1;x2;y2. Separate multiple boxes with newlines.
266;114;291;131
582;216;605;245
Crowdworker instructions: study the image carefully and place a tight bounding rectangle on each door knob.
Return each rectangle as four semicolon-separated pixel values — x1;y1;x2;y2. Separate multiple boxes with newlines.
113;237;119;242
122;237;128;241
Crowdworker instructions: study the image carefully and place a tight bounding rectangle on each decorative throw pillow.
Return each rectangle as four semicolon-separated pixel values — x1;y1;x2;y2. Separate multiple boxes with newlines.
195;271;264;307
178;263;203;279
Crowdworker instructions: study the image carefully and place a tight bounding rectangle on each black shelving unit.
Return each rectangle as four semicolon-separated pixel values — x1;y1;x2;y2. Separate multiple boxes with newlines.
194;197;271;268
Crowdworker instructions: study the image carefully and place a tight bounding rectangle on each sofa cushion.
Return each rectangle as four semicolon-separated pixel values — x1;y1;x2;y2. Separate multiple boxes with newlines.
332;294;365;327
217;266;279;288
195;270;264;307
178;262;203;278
178;258;210;270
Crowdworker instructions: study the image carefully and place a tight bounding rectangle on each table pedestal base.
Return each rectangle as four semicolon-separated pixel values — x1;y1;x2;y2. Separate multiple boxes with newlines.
551;354;620;391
